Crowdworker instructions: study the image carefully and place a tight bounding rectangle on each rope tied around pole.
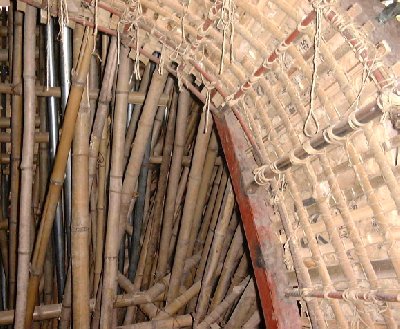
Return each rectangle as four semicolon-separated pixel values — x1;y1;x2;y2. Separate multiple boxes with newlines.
217;0;235;74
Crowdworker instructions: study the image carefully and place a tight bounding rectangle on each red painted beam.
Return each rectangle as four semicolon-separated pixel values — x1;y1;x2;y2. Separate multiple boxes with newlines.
214;109;301;329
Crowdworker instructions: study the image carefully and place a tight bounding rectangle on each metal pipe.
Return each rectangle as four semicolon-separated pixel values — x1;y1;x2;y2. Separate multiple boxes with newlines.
255;99;384;180
60;24;72;263
286;288;400;303
46;19;65;300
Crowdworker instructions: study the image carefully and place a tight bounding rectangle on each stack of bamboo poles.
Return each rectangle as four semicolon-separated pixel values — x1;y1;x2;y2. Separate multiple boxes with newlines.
0;4;262;329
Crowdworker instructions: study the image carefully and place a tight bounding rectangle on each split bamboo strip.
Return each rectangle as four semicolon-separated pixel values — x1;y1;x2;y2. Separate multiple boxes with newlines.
93;122;109;296
13;6;36;328
196;276;251;329
71;71;91;328
242;310;261;329
193;166;226;254
24;27;94;329
156;87;191;280
195;182;235;323
100;44;130;328
143;90;177;289
186;132;218;259
116;315;193;329
211;225;244;309
9;10;22;308
88;36;117;193
167;109;213;302
224;279;256;329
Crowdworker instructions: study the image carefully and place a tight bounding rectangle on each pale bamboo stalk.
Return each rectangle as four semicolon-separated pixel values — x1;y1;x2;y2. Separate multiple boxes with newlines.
120;70;168;244
194;168;227;254
196;276;250;329
186;132;218;259
167;110;213;302
24;28;94;328
116;315;193;329
154;281;201;320
211;225;244;309
150;76;175;150
91;279;102;329
189;171;228;310
93;121;109;297
100;44;130;328
142;91;177;289
224;279;256;329
227;254;249;294
195;182;235;322
13;6;36;328
88;37;117;193
123;63;152;167
42;242;53;329
242;310;261;329
9;11;22;307
71;80;91;328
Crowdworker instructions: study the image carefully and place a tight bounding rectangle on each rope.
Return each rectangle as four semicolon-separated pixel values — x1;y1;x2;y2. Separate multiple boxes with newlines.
217;0;235;74
304;1;323;137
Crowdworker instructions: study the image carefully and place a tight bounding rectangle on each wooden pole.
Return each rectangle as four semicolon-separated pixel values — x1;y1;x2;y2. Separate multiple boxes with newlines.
24;27;94;328
8;10;22;309
100;44;129;328
71;53;91;328
13;6;36;328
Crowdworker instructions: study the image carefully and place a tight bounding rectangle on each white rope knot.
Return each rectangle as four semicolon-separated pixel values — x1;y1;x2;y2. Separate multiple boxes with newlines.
253;164;272;185
347;111;365;130
217;0;236;74
202;80;216;133
290;149;308;166
322;126;346;145
303;140;324;155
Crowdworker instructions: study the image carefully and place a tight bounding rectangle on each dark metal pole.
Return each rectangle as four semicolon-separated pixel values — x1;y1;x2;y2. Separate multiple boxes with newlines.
46;19;65;299
59;24;72;263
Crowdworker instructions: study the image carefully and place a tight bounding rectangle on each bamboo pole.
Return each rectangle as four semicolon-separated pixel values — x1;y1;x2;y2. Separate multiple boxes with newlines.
119;69;168;244
93;121;109;296
186;132;218;258
196;276;251;329
156;87;191;280
211;225;244;309
71;64;91;329
224;279;257;328
123;63;152;167
13;6;36;328
167;110;213;302
195;182;235;323
142;90;177;289
116;315;193;329
88;36;117;193
8;10;22;308
242;310;261;329
100;44;130;328
24;27;94;328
